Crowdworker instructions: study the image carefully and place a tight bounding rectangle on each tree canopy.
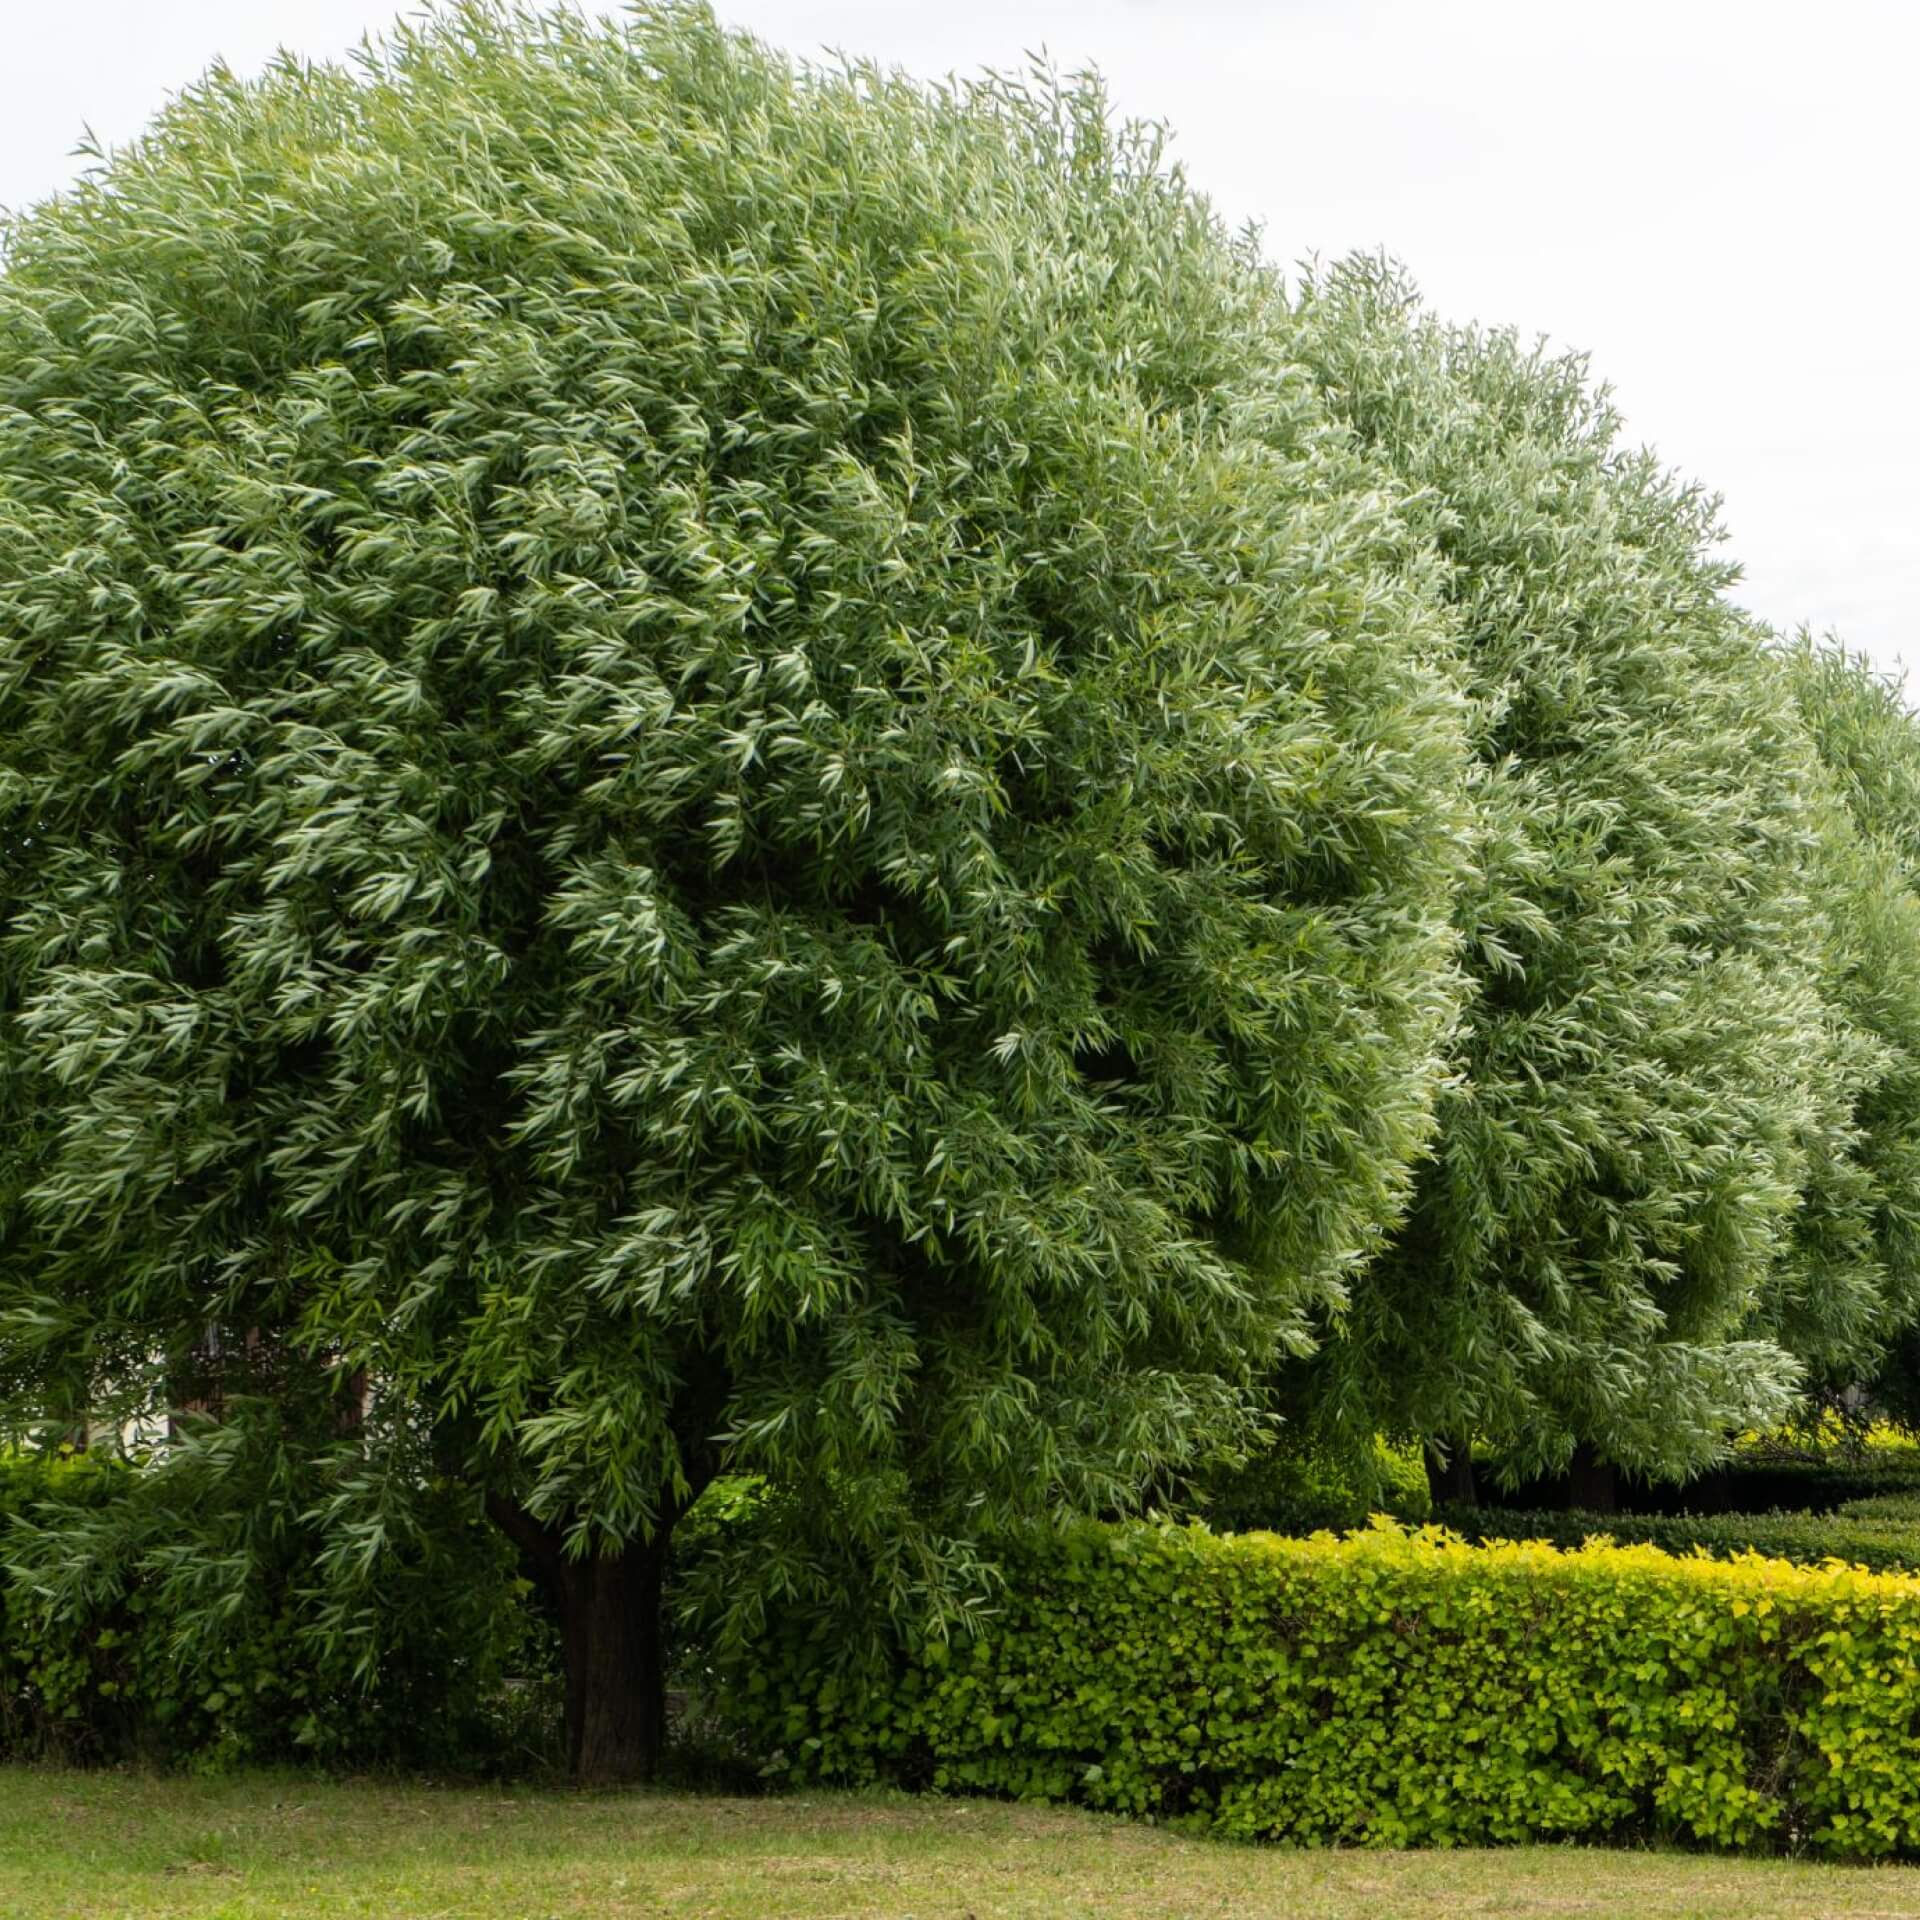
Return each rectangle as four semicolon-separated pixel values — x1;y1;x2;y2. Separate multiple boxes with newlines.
1771;639;1920;1412
9;0;1919;1782
0;5;1471;1775
1284;260;1841;1486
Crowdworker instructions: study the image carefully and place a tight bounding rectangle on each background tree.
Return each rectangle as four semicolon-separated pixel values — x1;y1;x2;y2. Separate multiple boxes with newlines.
1769;638;1920;1419
1284;259;1838;1498
0;7;1472;1778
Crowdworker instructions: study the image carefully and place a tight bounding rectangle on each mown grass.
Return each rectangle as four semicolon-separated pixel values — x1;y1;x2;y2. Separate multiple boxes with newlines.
10;1771;1920;1919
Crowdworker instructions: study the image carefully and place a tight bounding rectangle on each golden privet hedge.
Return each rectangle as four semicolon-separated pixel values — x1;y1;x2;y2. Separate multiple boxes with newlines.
721;1522;1920;1855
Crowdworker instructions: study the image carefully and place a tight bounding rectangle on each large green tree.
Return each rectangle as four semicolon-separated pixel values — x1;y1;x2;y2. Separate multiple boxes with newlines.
1286;260;1839;1494
1768;637;1920;1412
0;9;1470;1776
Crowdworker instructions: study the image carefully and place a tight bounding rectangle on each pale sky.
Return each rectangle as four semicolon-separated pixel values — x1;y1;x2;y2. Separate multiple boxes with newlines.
5;1;1915;685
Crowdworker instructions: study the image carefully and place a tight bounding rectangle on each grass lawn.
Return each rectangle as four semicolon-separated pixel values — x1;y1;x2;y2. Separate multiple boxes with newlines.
10;1771;1920;1919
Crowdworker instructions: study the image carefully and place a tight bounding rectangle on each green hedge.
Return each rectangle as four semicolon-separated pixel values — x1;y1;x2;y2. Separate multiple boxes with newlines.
719;1521;1920;1854
1437;1502;1920;1575
1704;1450;1920;1514
1836;1492;1920;1523
1476;1447;1920;1520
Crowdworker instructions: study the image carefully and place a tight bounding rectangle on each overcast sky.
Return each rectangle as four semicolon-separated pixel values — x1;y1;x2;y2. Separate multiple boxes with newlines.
5;1;1915;685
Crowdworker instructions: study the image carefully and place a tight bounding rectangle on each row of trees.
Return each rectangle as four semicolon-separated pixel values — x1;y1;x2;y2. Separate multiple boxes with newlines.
1281;271;1920;1503
1;4;1915;1777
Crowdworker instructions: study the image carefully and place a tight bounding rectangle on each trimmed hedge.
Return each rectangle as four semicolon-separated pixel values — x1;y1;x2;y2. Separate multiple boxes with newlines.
721;1521;1920;1854
1837;1492;1920;1523
1437;1503;1920;1576
1675;1451;1920;1516
1481;1447;1920;1520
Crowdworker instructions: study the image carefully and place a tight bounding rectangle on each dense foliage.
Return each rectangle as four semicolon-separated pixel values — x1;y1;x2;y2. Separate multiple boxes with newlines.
0;5;1472;1775
1769;640;1920;1408
1438;1500;1920;1575
0;1442;539;1769
1190;1428;1429;1534
3;0;1918;1803
1282;261;1842;1483
720;1518;1920;1855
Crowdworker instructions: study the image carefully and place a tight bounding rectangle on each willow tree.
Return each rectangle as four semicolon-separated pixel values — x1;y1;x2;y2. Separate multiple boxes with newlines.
0;9;1471;1777
1767;638;1920;1411
1286;260;1835;1496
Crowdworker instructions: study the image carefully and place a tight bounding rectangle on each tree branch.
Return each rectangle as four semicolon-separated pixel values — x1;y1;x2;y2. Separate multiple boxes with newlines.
485;1490;564;1566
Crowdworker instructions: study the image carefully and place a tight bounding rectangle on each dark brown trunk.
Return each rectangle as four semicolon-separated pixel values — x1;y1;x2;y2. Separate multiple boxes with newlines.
486;1495;682;1786
483;1365;728;1786
1567;1442;1618;1514
557;1536;672;1783
1424;1441;1476;1508
335;1365;369;1435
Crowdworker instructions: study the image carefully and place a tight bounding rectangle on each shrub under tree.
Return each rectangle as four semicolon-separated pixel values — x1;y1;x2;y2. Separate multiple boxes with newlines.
0;8;1473;1778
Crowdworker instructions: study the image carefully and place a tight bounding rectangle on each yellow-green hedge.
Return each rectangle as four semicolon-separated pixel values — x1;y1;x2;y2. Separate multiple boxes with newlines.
722;1521;1920;1854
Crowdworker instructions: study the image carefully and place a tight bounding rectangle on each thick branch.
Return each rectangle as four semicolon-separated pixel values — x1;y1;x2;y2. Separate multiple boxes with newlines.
485;1489;564;1566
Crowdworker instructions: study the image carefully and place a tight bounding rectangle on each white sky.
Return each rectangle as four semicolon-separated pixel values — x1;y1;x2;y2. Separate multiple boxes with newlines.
4;0;1915;685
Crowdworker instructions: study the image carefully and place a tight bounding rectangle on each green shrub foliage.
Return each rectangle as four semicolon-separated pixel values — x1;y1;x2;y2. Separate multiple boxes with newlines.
720;1519;1920;1854
0;5;1470;1770
1466;1429;1920;1518
0;1436;541;1768
1701;1443;1920;1514
1194;1428;1429;1534
1284;260;1838;1479
1437;1503;1920;1576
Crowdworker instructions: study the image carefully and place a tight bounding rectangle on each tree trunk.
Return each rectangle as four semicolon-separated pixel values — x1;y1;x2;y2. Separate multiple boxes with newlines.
559;1535;672;1784
481;1366;728;1786
1424;1441;1477;1508
486;1493;686;1787
1567;1441;1618;1514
